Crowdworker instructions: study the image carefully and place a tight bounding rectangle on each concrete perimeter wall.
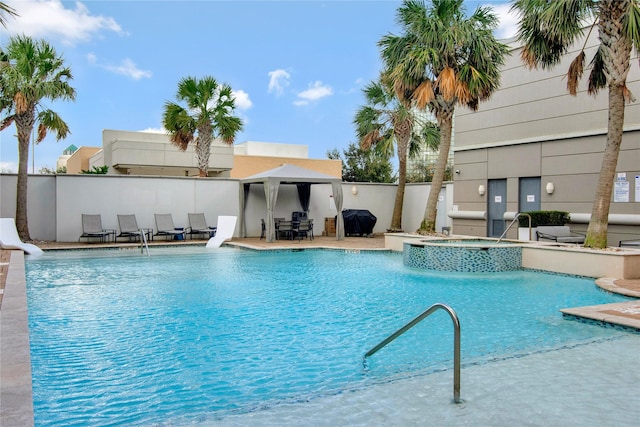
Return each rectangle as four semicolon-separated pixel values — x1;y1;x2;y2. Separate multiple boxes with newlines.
0;174;452;242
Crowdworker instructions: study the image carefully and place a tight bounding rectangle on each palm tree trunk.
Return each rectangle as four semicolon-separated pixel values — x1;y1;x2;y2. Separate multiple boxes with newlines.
585;84;625;248
585;1;631;249
390;136;408;232
420;110;453;234
15;124;31;241
195;127;212;177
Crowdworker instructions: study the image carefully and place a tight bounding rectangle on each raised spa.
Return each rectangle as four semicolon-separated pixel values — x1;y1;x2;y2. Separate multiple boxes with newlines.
403;238;526;272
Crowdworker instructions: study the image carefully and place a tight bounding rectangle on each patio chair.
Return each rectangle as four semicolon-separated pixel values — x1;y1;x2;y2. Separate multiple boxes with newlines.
117;214;153;242
187;213;217;239
276;220;294;240
154;214;186;241
80;214;115;243
296;219;314;241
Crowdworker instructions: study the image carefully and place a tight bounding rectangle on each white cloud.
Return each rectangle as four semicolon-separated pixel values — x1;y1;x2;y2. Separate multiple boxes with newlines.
4;0;125;45
0;162;17;173
105;58;152;80
488;3;519;40
87;54;152;80
268;69;291;96
232;90;253;110
139;128;165;134
294;81;333;106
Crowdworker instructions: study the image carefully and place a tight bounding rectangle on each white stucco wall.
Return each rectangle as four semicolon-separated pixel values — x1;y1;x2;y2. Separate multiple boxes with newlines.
0;174;450;242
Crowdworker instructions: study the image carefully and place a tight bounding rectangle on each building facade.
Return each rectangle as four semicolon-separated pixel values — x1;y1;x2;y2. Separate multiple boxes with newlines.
452;33;640;246
58;130;341;179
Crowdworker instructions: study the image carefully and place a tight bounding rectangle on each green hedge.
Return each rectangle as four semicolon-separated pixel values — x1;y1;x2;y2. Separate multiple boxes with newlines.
518;211;570;227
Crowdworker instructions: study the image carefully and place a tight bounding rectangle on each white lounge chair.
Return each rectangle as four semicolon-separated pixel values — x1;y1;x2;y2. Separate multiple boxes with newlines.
206;216;237;248
0;218;44;255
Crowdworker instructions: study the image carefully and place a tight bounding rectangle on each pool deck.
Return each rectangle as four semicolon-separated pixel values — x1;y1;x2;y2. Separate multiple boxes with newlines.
1;236;639;427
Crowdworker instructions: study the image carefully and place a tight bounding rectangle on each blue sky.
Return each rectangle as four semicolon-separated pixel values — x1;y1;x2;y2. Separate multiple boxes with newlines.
0;0;518;173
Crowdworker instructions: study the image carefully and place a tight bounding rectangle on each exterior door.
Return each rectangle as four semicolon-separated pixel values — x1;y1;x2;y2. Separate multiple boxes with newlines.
519;177;541;213
488;179;507;237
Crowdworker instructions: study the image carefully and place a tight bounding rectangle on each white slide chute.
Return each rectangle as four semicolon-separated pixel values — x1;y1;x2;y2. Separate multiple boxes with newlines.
206;216;237;249
0;218;44;256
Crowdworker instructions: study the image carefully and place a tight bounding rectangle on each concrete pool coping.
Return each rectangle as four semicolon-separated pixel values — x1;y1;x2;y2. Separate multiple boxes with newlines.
1;235;639;426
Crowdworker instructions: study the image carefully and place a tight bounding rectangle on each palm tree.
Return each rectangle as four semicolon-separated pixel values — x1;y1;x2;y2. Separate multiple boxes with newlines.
162;76;243;177
353;75;438;231
0;35;76;241
512;0;640;249
0;2;18;28
379;0;508;234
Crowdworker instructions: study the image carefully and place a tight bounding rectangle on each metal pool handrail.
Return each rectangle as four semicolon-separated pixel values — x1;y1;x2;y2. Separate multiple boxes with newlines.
139;229;149;256
498;212;531;243
364;303;461;403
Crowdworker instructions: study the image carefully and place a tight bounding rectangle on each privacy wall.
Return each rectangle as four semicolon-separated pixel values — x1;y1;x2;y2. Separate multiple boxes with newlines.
0;174;450;242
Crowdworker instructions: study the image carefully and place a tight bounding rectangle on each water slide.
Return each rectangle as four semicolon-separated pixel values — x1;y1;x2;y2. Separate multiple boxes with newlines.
206;216;237;249
0;218;44;256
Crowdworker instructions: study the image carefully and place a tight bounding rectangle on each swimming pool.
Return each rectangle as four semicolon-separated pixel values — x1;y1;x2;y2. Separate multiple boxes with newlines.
26;247;633;426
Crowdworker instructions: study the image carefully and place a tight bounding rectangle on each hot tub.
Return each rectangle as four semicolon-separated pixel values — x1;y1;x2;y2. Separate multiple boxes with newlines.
403;238;526;272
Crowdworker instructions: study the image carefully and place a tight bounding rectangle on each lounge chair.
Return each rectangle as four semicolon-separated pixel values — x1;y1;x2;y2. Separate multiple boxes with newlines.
0;218;43;255
536;226;585;244
619;240;640;249
117;214;153;242
80;214;115;243
187;213;217;239
154;214;186;241
206;215;237;248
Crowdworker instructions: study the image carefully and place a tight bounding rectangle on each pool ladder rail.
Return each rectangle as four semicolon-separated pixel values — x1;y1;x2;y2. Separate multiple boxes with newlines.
498;212;531;243
364;303;461;404
139;228;150;256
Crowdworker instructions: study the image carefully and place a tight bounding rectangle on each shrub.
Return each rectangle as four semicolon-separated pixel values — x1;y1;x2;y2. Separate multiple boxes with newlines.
518;211;570;227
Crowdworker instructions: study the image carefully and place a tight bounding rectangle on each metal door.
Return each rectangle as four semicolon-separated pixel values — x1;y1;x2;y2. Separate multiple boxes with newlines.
488;179;507;237
519;177;541;213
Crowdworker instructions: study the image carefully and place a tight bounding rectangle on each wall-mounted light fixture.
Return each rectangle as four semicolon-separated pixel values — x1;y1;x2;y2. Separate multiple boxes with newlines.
455;169;461;175
351;185;358;196
478;184;486;196
546;182;555;195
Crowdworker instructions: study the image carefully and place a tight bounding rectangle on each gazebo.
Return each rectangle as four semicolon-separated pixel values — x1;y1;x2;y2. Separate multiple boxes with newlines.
239;164;345;242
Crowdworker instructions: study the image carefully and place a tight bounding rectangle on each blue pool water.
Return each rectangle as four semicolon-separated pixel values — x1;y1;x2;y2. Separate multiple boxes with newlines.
26;247;631;426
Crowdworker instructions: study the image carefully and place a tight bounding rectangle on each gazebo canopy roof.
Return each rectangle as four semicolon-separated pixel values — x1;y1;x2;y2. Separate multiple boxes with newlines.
242;164;341;184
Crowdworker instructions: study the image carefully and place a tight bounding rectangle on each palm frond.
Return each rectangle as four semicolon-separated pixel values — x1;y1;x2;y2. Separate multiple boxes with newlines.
623;84;636;103
361;130;380;150
512;0;590;69
0;2;18;28
36;123;46;143
567;51;585;95
0;115;14;131
436;66;457;101
36;109;70;141
587;46;606;95
169;129;192;151
455;81;471;105
624;0;640;56
414;80;434;108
